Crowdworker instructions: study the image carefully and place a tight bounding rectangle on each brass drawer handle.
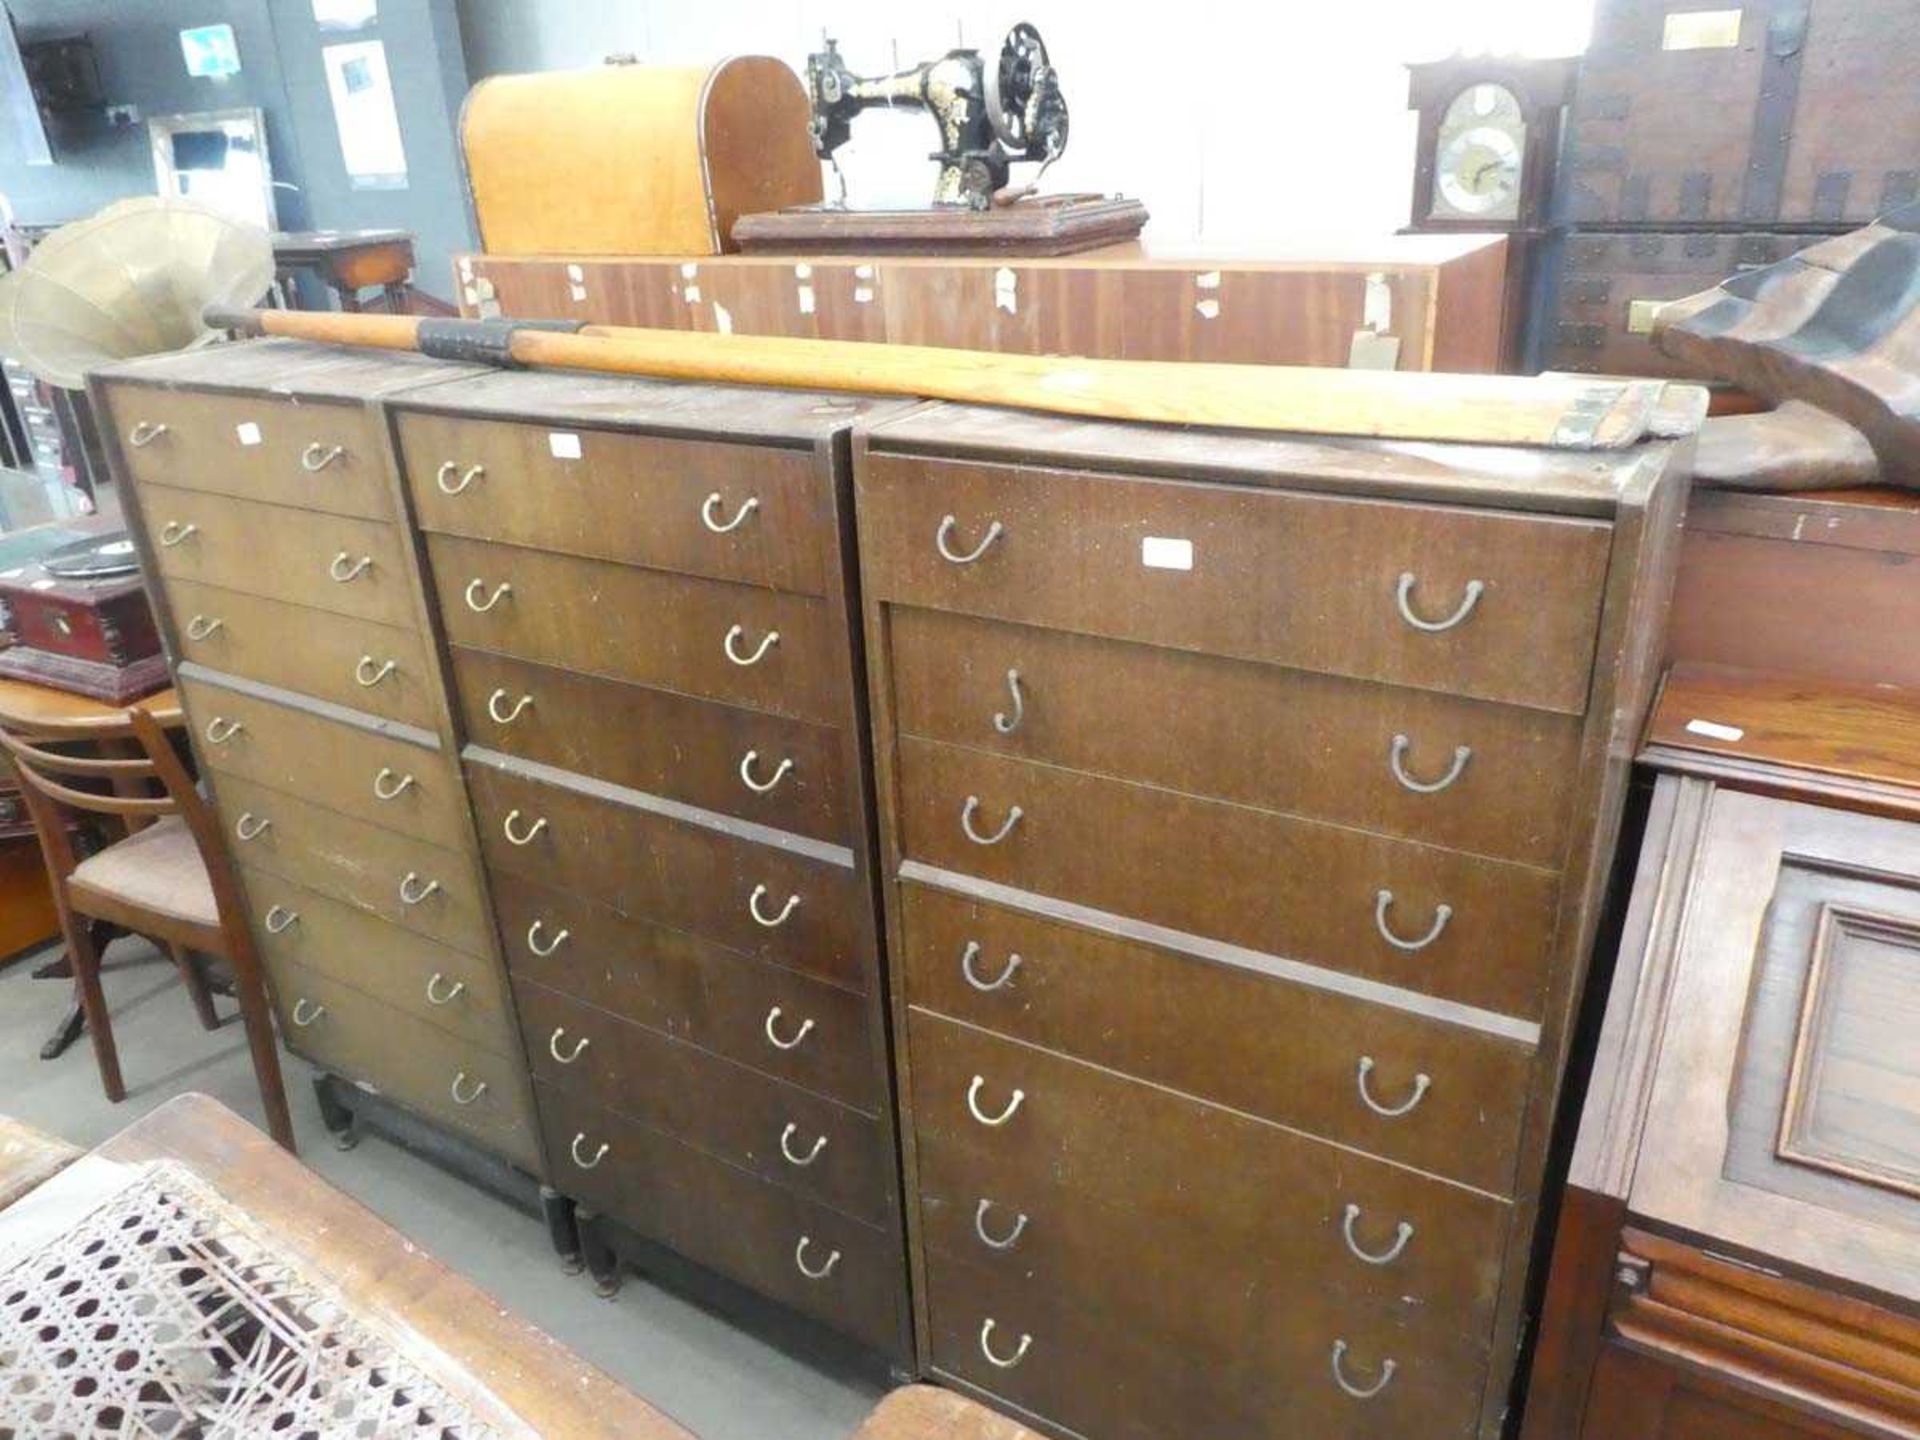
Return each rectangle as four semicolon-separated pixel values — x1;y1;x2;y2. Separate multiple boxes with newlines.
764;1006;815;1051
701;491;759;533
449;1071;488;1105
1341;1203;1414;1266
779;1122;828;1167
793;1235;841;1280
961;795;1023;846
978;1319;1031;1369
233;812;271;842
549;1027;590;1064
263;905;300;935
398;872;440;905
301;442;346;472
329;552;373;583
749;884;801;928
961;941;1022;992
1395;572;1484;633
1356;1056;1430;1118
992;669;1025;735
974;1199;1029;1251
502;809;547;846
158;521;199;548
487;689;533;725
436;460;484;495
967;1075;1025;1127
372;768;415;802
1374;890;1451;952
464;578;511;612
290;997;326;1027
526;919;570;956
203;717;244;745
1331;1340;1396;1400
1389;734;1471;794
570;1132;609;1170
355;656;397;688
127;421;169;448
738;749;795;794
936;514;1004;564
723;624;779;667
424;972;466;1006
184;614;224;641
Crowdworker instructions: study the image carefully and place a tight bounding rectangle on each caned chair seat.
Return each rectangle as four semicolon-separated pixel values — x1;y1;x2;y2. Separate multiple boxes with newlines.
68;815;217;930
854;1386;1047;1440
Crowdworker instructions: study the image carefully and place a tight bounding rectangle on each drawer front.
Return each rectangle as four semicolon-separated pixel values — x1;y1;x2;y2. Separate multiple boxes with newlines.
888;605;1584;871
243;869;512;1051
141;484;417;629
857;454;1611;714
397;411;833;596
466;757;866;993
535;1081;902;1354
908;1010;1510;1321
517;979;889;1224
273;961;538;1172
449;646;852;845
425;534;842;725
179;675;468;851
897;736;1560;1020
496;870;880;1112
167;578;436;729
214;772;491;956
106;384;391;520
901;882;1533;1194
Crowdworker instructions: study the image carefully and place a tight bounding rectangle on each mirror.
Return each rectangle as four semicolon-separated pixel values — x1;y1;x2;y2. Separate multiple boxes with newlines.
149;108;277;230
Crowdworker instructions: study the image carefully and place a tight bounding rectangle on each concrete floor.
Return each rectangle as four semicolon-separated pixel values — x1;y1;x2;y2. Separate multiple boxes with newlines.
0;935;885;1440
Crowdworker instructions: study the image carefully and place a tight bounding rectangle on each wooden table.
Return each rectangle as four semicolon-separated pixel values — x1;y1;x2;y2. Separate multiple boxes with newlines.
274;228;416;313
0;1113;78;1209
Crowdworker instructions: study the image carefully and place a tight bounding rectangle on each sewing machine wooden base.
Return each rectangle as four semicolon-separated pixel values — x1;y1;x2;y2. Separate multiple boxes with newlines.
731;193;1148;255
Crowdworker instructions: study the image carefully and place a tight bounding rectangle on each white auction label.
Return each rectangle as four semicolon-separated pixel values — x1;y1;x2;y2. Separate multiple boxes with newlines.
235;422;262;446
1684;718;1745;742
1141;536;1194;571
548;432;582;460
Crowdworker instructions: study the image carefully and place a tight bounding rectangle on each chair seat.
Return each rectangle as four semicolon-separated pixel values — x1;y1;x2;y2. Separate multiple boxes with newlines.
854;1386;1046;1440
68;815;216;931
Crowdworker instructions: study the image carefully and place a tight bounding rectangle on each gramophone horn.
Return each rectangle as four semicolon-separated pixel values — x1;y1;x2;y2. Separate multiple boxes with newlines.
0;197;273;389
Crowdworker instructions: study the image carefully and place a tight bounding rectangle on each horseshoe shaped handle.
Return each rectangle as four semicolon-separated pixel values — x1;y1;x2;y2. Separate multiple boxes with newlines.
723;624;780;667
738;750;795;794
571;1133;610;1169
127;420;169;448
1374;890;1452;952
992;669;1025;734
793;1236;841;1280
764;1006;815;1051
234;812;271;842
424;972;466;1006
701;492;759;533
464;578;511;612
158;521;199;548
487;689;533;725
301;442;345;472
263;905;299;935
1331;1340;1397;1400
398;872;441;906
526;919;570;956
966;1075;1025;1127
185;614;224;641
936;514;1004;564
436;460;484;495
449;1072;488;1105
1356;1056;1431;1118
749;884;801;928
1341;1203;1415;1266
961;941;1023;992
203;717;244;745
372;768;415;802
780;1122;828;1167
1389;734;1472;794
1395;572;1484;633
549;1027;591;1064
974;1199;1029;1251
329;552;372;583
355;656;397;688
978;1319;1032;1369
290;998;326;1027
961;795;1023;846
502;810;548;846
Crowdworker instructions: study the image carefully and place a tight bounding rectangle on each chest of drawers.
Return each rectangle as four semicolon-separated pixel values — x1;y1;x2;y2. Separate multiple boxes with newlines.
854;399;1697;1437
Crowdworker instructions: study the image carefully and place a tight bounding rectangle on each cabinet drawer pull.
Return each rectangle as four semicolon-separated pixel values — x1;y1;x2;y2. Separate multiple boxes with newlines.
974;1199;1029;1251
502;809;547;846
738;749;795;794
398;872;441;906
424;972;466;1006
329;552;372;583
764;1006;815;1051
158;521;198;548
203;717;244;745
1341;1204;1415;1266
779;1122;828;1167
487;689;533;725
372;768;415;801
549;1027;590;1064
723;624;779;667
961;941;1022;992
570;1132;609;1170
1395;572;1484;633
449;1071;488;1105
1331;1340;1396;1400
233;812;271;842
793;1235;840;1280
967;1075;1025;1127
290;997;326;1027
436;460;484;495
301;442;345;472
1389;734;1471;794
701;492;759;533
1373;890;1451;952
992;668;1025;735
355;656;397;688
1356;1056;1430;1118
936;514;1004;564
127;421;169;448
184;614;224;641
526;919;570;956
978;1319;1031;1369
263;905;300;935
749;884;801;928
464;578;511;612
961;795;1023;846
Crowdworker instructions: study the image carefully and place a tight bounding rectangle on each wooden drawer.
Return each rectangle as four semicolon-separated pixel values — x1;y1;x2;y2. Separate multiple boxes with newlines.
517;979;889;1224
495;870;879;1112
466;756;866;993
908;1011;1511;1323
856;454;1613;714
273;960;538;1172
888;605;1584;871
397;411;833;596
104;384;391;520
535;1081;902;1355
141;484;417;629
424;534;842;725
166;578;436;729
213;772;491;957
900;881;1534;1195
897;735;1560;1020
449;646;852;845
179;672;469;852
243;868;513;1052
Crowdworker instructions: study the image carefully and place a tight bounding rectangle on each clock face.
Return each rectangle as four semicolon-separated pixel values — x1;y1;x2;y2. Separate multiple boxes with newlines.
1430;83;1526;223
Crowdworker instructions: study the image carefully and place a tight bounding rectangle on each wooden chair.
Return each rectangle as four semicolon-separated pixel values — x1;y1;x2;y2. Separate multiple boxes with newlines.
0;707;293;1149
